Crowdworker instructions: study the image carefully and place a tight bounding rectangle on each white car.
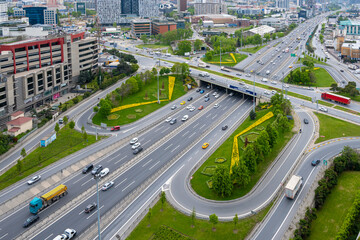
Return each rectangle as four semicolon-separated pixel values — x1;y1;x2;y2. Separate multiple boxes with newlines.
263;90;269;95
165;117;172;122
132;142;141;149
284;84;289;88
262;78;268;82
181;115;189;121
215;95;220;99
229;92;234;96
246;73;251;77
271;81;277;85
27;175;41;185
319;106;328;112
244;85;249;89
212;92;217;96
130;138;138;145
189;107;195;112
271;90;276;94
214;104;219;108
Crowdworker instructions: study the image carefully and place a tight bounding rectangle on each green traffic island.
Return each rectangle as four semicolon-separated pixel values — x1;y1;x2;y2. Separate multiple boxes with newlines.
293;147;360;240
92;69;196;126
239;45;267;54
314;112;360;144
284;67;336;88
296;53;328;65
202;53;248;67
0;124;106;191
126;197;273;240
191;95;295;201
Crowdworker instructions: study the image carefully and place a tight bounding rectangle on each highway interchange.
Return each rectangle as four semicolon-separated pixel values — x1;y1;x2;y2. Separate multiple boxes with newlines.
1;11;360;240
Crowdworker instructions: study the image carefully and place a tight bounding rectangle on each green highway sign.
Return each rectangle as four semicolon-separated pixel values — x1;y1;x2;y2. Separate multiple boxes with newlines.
291;53;296;57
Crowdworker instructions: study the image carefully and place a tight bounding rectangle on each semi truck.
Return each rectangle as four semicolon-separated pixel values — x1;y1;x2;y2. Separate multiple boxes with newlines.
221;66;231;72
29;184;68;214
321;92;351;105
284;175;303;199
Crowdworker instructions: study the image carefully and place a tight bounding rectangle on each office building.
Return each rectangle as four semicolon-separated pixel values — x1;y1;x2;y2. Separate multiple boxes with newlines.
276;0;290;9
194;0;227;15
24;7;57;25
152;20;177;35
0;3;8;23
339;20;360;36
76;2;86;15
121;0;139;15
138;0;160;18
97;0;123;25
44;9;56;25
178;0;187;12
259;17;286;30
341;41;360;60
131;19;151;37
0;32;98;125
14;9;26;18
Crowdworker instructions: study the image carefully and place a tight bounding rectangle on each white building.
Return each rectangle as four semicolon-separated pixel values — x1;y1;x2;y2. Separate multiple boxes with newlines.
276;0;289;9
44;9;56;25
194;0;227;15
245;25;276;37
0;3;8;23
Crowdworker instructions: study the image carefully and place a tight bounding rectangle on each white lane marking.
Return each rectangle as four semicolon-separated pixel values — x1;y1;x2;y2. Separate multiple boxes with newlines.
122;181;135;192
199;124;206;130
214;133;218;138
153;126;162;133
43;234;53;240
87;205;104;220
161;126;170;133
81;178;93;187
188;132;196;139
122;127;135;133
106;153;123;163
223;106;228;110
211;114;217;120
193;123;199;129
164;144;173;151
170;145;180;153
149;161;160;171
143;139;151;146
114;155;128;165
232;99;236;103
195;150;199;154
73;174;89;184
115;178;128;188
142;159;153;167
182;131;189;137
187;157;193;162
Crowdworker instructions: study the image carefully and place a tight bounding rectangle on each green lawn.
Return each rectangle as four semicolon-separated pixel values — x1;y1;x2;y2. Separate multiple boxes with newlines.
191;108;294;200
334;106;360;116
136;44;170;49
127;199;272;240
314;112;360;143
240;45;266;54
0;126;105;191
308;171;360;240
318;100;334;107
284;68;336;87
297;54;327;65
202;53;248;67
92;76;188;126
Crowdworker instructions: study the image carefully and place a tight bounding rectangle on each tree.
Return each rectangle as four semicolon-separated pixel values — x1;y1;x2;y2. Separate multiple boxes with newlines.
212;166;233;197
233;214;239;229
243;145;257;173
21;148;26;159
231;160;250;187
205;51;213;61
83;130;88;142
113;22;117;28
256;130;271;156
191;207;196;227
147;207;152;226
55;123;60;134
266;124;278;147
177;40;192;56
69;120;75;131
140;34;148;44
250;109;257;120
63;116;68;125
93;106;99;112
194;39;203;51
209;214;218;231
160;191;166;211
81;125;85;134
99;99;112;117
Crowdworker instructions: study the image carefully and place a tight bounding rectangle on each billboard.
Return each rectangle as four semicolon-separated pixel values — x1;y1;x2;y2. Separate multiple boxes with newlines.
76;2;86;15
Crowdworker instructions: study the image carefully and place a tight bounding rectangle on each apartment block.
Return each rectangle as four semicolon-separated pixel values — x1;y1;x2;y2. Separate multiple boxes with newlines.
0;3;8;23
0;32;98;126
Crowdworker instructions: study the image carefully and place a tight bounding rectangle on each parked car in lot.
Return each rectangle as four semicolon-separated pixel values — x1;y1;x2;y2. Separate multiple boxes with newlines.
111;126;120;131
102;181;114;191
170;118;177;125
23;215;39;228
132;142;141;149
222;125;228;130
27;175;41;185
311;159;321;166
92;165;103;175
304;118;309;124
85;203;97;213
82;164;94;174
130;138;138;145
133;146;143;155
202;143;209;149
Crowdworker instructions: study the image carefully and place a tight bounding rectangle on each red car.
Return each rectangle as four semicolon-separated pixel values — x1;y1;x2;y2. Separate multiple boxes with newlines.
111;126;120;131
198;105;204;110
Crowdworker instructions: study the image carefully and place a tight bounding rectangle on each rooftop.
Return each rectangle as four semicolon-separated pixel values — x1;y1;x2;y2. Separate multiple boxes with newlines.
340;20;360;26
132;19;152;23
7;117;33;126
248;25;276;35
11;111;24;117
342;42;360;49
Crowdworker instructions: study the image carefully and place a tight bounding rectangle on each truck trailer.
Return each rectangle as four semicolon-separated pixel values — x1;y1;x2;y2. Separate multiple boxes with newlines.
221;66;231;72
284;175;303;199
29;184;68;214
321;92;351;105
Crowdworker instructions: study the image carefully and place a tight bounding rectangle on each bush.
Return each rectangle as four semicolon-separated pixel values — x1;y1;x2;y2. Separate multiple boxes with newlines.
336;191;360;240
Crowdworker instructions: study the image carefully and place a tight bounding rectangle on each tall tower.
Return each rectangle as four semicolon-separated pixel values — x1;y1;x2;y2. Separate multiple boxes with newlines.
178;0;187;12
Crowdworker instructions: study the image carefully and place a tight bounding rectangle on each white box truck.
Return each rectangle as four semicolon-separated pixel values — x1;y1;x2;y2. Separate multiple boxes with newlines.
284;175;303;199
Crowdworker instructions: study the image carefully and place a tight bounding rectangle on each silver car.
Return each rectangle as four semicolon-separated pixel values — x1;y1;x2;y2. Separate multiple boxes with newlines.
27;175;41;185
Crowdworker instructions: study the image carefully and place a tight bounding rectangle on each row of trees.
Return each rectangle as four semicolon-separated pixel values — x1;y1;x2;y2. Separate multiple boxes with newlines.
287;69;316;86
103;49;138;64
293;147;360;240
156;29;194;45
330;81;360;97
211;94;292;197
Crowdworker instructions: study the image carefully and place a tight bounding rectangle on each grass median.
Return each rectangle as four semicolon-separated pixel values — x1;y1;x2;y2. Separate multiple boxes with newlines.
136;44;170;49
191;108;294;200
203;53;248;67
308;171;360;240
314;112;360;143
0;126;106;191
240;45;266;54
333;106;360;116
127;199;272;240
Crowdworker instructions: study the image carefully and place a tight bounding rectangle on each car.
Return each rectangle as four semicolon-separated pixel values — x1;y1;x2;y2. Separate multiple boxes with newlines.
245;73;251;77
289;66;293;68
311;159;321;166
244;85;249;89
206;85;211;89
180;101;186;105
85;202;97;213
204;93;209;98
110;126;120;131
186;105;193;110
238;81;245;85
204;97;210;102
222;125;228;130
182;115;189;121
202;143;209;149
304;118;309;124
132;142;141;149
262;78;268;82
271;81;277;85
229;92;234;96
91;165;103;175
211;77;215;80
133;146;143;154
58;118;63;124
196;88;201;92
212;92;217;96
198;105;204;110
319;106;328;112
249;53;252;56
236;73;242;76
284;84;289;88
199;90;205;94
187;97;193;101
264;90;270;95
215;95;219;99
63;228;77;239
82;164;94;174
171;105;177;110
165;117;172;122
53;234;67;240
189;107;195;112
130;137;138;145
340;69;344;72
27;175;41;185
214;104;219;108
271;90;276;94
23;215;39;228
169;118;177;125
102;181;114;191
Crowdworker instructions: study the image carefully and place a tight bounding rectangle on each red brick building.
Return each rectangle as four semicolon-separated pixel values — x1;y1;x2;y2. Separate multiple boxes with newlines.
152;21;177;35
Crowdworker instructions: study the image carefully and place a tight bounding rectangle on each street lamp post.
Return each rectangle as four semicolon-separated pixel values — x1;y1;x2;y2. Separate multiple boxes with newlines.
157;71;160;104
94;174;101;240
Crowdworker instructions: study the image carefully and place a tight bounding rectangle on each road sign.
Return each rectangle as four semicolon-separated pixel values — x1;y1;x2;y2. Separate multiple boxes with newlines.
291;53;296;57
323;159;327;166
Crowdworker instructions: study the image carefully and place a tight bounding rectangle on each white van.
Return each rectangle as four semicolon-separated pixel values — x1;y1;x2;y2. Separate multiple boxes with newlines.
262;78;268;82
100;168;109;178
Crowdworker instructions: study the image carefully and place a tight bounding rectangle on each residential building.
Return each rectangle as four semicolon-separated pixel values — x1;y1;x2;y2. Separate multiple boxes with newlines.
244;25;276;37
152;20;177;35
121;0;139;15
97;0;123;25
0;32;98;126
0;3;8;23
178;0;187;12
131;18;151;37
194;0;227;15
236;8;261;15
44;9;56;25
138;0;160;18
75;2;86;15
6;111;33;136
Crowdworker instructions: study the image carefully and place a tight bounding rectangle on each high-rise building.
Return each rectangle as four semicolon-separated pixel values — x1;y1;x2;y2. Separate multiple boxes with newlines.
178;0;187;12
97;0;122;25
138;0;160;18
194;0;227;15
0;33;98;125
0;3;8;23
276;0;290;9
24;7;57;25
121;0;138;15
